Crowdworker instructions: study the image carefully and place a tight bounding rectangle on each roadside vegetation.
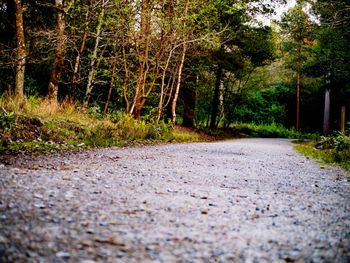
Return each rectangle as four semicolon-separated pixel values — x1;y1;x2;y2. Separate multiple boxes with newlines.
295;132;350;172
0;95;315;155
0;96;202;154
1;95;349;175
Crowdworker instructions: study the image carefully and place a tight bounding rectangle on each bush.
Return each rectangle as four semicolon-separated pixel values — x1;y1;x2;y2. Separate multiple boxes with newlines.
316;133;350;151
299;133;350;171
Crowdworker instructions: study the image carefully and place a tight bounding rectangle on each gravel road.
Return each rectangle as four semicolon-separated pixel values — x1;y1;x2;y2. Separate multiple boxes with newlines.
0;138;349;262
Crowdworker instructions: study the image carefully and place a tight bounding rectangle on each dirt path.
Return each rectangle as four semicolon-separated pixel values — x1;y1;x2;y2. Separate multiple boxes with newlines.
0;138;349;262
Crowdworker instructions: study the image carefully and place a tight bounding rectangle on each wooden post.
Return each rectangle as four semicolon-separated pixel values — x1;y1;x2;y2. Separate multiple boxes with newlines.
341;105;346;133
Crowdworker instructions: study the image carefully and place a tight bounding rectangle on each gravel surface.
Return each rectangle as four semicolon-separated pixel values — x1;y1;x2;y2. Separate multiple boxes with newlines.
0;138;349;262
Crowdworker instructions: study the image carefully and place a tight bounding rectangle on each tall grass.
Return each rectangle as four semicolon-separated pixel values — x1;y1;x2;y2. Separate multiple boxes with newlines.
0;95;200;152
0;96;91;125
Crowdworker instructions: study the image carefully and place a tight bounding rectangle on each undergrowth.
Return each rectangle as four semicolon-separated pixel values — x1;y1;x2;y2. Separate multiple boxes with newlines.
0;96;200;154
295;133;350;172
203;122;317;139
231;122;318;139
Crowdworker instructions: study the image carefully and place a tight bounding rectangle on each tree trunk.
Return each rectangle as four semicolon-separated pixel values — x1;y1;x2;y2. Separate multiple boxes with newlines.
295;45;302;132
323;88;331;135
156;0;175;123
341;105;346;133
47;0;66;102
157;45;176;123
130;0;151;118
14;0;25;98
170;0;189;125
82;0;106;111
122;45;130;112
103;49;118;114
210;64;222;128
71;0;92;101
296;70;301;132
182;75;196;127
171;42;187;125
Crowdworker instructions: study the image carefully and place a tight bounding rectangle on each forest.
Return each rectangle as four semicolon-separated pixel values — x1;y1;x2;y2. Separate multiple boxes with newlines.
0;0;349;166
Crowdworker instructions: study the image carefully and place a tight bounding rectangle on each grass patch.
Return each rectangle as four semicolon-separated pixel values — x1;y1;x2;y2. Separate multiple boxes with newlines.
295;140;350;172
200;122;317;140
0;95;205;154
231;122;317;139
171;127;201;142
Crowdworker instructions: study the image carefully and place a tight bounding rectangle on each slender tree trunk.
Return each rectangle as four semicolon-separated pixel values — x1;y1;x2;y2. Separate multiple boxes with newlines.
130;0;151;118
341;105;346;133
171;42;187;125
296;47;302;132
103;49;118;114
156;0;175;123
14;0;25;98
71;0;92;101
82;0;106;111
210;64;222;128
170;0;189;125
157;44;176;122
157;72;175;123
296;71;301;132
47;0;66;102
323;88;331;135
182;75;196;127
122;45;130;112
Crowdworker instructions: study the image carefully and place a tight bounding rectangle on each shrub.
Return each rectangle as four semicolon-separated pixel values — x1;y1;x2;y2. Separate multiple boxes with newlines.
299;133;350;171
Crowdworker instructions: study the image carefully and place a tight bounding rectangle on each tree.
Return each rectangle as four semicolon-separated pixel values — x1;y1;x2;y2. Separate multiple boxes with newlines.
129;0;152;118
70;0;93;102
305;0;350;134
47;0;68;102
171;0;190;125
208;0;276;128
82;0;108;111
280;1;313;131
13;0;25;98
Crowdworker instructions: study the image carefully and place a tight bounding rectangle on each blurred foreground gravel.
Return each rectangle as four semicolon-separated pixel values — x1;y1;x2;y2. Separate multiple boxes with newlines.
0;138;349;262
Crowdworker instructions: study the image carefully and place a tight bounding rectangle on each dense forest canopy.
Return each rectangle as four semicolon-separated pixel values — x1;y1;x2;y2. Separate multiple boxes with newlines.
0;0;349;133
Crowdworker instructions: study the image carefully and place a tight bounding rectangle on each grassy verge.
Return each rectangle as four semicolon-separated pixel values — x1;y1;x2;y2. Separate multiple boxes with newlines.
294;138;350;173
201;122;317;140
0;96;202;155
230;122;317;139
0;96;324;157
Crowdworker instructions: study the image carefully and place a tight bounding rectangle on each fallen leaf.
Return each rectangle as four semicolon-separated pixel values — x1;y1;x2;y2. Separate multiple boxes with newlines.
94;237;126;247
81;240;94;247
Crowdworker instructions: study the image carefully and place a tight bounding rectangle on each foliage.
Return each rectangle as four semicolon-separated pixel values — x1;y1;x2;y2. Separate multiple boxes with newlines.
226;84;292;126
0;95;202;153
230;122;304;139
295;133;350;172
316;133;350;151
0;108;15;131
